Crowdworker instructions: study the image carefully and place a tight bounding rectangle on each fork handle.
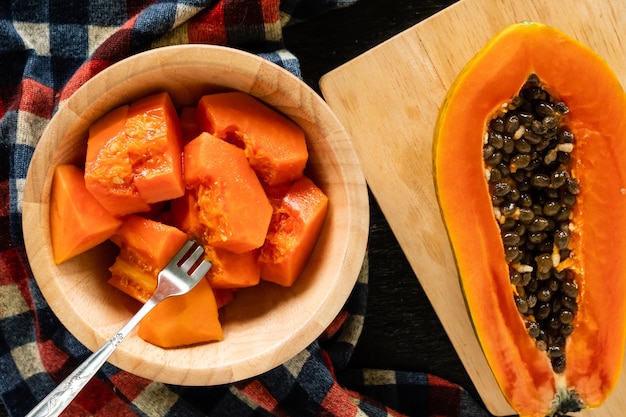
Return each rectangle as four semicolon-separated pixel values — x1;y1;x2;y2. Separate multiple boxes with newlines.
26;297;160;417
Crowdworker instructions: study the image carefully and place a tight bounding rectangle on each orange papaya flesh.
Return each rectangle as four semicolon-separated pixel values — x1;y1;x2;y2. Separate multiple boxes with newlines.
259;176;328;287
108;256;156;303
125;92;185;204
196;91;308;186
205;247;261;289
434;22;626;417
183;132;273;254
138;277;223;348
50;164;122;264
84;105;151;216
84;92;184;216
170;190;203;238
108;215;188;303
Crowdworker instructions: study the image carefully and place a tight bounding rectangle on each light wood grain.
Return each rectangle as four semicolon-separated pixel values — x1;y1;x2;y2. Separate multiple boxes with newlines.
22;45;369;386
320;0;626;415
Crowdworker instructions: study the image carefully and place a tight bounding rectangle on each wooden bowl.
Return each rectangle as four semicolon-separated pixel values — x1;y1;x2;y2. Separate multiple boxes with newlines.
22;45;369;386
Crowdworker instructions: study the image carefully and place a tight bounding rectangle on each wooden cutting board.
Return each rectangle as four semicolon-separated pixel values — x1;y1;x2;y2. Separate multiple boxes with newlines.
320;0;626;415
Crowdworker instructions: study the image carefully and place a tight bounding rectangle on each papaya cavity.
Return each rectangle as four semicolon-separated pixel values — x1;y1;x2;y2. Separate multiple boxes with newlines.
434;22;626;417
484;74;578;375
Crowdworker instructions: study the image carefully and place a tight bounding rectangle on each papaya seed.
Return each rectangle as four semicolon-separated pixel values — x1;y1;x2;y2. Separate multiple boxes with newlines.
484;75;581;373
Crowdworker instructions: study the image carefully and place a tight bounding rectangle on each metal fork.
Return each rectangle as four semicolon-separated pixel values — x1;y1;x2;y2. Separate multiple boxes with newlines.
26;240;212;417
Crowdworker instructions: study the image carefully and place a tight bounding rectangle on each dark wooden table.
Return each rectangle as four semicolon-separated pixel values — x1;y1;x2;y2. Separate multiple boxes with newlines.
3;1;500;416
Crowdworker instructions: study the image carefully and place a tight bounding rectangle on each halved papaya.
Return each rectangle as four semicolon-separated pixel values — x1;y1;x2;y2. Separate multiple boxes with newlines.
50;164;122;264
196;91;308;186
259;176;328;287
434;22;626;417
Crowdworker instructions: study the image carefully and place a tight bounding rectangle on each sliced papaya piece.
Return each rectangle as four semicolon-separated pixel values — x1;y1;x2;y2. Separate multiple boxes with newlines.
84;105;151;216
125;92;185;204
183;132;273;253
196;91;308;185
138;277;223;348
108;214;188;303
206;247;261;289
433;22;626;417
259;176;328;287
171;192;261;288
50;164;122;264
84;92;184;216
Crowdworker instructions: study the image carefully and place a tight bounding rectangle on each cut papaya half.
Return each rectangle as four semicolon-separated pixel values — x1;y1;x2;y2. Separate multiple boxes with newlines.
434;22;626;417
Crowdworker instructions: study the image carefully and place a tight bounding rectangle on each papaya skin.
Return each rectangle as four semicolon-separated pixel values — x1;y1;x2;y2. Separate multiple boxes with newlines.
434;22;626;417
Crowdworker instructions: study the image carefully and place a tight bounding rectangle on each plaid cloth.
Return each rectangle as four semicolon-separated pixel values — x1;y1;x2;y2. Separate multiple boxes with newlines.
0;1;492;416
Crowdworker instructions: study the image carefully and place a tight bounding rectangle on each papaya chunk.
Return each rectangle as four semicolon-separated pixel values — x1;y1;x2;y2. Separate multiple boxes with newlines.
50;164;122;264
433;22;626;417
84;92;184;216
196;91;308;186
84;105;150;216
259;176;328;287
183;132;273;253
126;92;185;204
109;215;188;303
206;247;261;289
138;278;223;348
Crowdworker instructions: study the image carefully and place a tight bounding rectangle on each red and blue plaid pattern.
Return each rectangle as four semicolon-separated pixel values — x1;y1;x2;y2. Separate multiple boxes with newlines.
0;1;490;416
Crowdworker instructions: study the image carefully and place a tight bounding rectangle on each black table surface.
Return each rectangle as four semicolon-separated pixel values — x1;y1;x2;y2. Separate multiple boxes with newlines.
3;1;504;416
